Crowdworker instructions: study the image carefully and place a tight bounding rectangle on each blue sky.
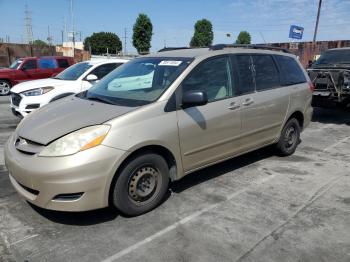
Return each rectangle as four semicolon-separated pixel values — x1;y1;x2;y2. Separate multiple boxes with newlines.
1;0;350;53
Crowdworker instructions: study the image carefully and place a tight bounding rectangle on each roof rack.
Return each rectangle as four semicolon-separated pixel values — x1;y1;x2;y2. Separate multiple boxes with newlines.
209;44;290;53
158;47;192;52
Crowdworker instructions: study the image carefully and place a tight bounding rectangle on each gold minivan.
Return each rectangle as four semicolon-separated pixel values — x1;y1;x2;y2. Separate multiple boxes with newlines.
5;45;313;216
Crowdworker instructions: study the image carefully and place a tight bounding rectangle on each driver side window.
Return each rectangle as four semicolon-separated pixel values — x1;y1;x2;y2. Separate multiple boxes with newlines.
181;56;233;102
22;60;37;70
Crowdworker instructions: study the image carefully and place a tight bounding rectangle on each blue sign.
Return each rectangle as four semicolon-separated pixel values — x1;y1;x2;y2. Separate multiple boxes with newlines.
289;25;304;40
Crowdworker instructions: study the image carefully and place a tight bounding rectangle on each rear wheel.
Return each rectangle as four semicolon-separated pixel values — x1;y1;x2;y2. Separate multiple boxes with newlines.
0;80;11;96
111;153;170;216
275;118;300;156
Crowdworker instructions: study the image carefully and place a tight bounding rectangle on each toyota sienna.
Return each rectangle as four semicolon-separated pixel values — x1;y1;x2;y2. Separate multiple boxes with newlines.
4;45;313;216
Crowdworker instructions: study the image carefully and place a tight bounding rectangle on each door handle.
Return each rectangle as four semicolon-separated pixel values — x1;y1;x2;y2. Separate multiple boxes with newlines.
242;98;254;106
228;102;240;110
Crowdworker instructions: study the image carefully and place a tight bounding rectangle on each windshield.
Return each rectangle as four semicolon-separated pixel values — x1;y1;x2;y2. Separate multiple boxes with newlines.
84;57;192;106
54;62;93;80
315;49;350;65
9;59;23;69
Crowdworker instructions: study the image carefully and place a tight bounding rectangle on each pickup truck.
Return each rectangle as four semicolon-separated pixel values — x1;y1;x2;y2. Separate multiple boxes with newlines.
0;56;74;95
308;48;350;108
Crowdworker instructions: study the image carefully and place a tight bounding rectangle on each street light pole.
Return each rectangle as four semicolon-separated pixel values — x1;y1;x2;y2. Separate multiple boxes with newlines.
313;0;322;43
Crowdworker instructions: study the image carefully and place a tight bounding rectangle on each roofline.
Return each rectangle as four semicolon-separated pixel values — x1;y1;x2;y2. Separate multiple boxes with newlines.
18;56;73;59
157;44;290;54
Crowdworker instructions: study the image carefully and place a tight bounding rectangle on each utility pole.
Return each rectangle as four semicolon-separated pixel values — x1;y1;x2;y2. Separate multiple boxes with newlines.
122;28;128;55
70;0;75;50
313;0;322;43
47;25;53;46
24;4;33;44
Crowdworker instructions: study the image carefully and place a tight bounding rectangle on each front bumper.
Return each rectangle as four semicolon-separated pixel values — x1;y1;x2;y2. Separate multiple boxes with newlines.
4;135;127;211
10;93;48;118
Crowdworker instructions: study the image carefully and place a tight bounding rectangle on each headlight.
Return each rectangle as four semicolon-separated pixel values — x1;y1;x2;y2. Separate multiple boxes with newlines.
21;86;54;96
39;125;110;157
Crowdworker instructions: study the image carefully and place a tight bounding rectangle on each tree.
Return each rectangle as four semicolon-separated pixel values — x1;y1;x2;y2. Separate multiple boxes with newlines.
132;14;153;54
236;31;251;44
32;39;48;47
190;19;214;47
84;32;122;55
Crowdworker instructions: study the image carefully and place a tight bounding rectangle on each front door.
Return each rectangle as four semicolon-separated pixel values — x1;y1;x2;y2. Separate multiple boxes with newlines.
177;55;242;172
17;59;40;82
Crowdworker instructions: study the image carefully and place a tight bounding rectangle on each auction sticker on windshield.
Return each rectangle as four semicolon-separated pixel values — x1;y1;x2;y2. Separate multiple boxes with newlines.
158;61;182;66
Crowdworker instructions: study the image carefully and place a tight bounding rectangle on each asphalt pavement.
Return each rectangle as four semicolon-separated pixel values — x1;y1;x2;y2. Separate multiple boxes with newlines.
0;95;349;262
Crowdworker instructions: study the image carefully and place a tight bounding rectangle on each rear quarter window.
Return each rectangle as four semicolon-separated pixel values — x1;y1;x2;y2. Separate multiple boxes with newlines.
274;55;306;86
57;59;70;68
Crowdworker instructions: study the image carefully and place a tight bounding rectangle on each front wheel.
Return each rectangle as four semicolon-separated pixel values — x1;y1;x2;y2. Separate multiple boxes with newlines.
111;153;170;216
0;80;11;96
275;118;301;156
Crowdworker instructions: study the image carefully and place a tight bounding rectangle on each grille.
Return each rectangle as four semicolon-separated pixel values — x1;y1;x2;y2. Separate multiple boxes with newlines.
18;182;39;196
11;93;22;106
53;192;84;201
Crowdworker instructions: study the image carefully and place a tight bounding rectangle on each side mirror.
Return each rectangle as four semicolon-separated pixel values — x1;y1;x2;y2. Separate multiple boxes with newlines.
86;74;98;82
182;90;208;108
20;67;26;71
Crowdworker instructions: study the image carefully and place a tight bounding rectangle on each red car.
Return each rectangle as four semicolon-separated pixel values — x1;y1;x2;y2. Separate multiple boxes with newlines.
0;56;74;95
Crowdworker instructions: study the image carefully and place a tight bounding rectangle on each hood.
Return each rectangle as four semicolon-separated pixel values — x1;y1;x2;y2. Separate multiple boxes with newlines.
311;64;350;70
11;78;69;93
17;96;137;145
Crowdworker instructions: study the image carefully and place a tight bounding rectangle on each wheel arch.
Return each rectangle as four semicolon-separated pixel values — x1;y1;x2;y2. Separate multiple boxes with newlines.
287;110;304;129
107;144;178;206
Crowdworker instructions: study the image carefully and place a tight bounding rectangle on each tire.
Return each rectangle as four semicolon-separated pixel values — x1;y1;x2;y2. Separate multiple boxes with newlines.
0;80;11;96
112;153;170;216
275;118;301;156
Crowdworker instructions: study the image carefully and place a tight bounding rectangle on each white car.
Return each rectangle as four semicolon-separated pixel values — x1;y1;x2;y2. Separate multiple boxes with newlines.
10;58;129;117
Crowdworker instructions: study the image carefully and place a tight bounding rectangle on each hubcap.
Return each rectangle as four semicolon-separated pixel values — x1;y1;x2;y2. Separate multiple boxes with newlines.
0;81;10;95
128;166;159;202
284;126;297;149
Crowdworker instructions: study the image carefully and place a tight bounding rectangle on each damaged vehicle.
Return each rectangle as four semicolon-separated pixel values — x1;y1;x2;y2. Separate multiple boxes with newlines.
308;47;350;108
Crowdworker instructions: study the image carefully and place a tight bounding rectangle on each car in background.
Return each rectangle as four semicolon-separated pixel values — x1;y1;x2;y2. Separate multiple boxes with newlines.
308;47;350;108
10;59;129;117
0;56;74;96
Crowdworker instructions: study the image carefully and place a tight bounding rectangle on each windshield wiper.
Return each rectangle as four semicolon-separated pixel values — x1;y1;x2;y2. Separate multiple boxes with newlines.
86;96;115;105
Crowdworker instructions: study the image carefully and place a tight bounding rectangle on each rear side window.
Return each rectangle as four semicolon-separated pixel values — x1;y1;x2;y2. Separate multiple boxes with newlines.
252;55;280;91
274;55;306;85
90;63;120;79
232;55;255;95
181;56;232;102
39;58;57;69
57;59;70;68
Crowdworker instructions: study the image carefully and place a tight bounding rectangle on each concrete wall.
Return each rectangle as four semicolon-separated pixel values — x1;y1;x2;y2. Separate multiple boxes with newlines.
269;40;350;68
0;43;57;67
0;43;91;67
